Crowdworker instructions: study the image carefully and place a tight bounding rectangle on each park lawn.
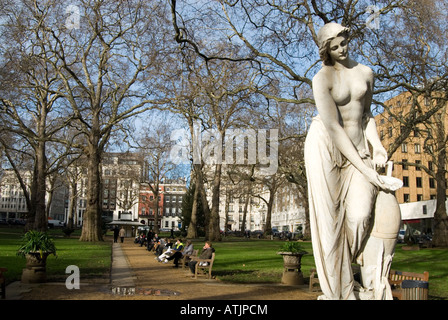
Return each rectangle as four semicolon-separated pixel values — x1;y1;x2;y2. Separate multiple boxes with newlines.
0;229;111;285
198;239;315;283
391;244;448;299
197;239;448;300
1;229;447;299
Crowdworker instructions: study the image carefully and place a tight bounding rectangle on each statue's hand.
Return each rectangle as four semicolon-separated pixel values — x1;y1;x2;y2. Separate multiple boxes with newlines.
363;167;386;189
372;146;388;169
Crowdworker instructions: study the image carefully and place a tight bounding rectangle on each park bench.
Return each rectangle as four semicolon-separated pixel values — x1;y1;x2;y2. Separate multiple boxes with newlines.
388;270;429;300
0;268;7;299
180;249;199;269
310;267;429;300
192;252;215;279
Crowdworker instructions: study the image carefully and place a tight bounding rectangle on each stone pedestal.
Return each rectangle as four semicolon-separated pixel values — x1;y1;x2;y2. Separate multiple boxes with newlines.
21;253;48;284
278;252;305;285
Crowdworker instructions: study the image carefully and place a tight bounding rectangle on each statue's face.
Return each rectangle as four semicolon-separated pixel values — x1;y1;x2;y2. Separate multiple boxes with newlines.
329;36;348;63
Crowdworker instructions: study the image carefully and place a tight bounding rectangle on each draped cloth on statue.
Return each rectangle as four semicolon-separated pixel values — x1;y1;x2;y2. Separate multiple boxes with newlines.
304;116;377;300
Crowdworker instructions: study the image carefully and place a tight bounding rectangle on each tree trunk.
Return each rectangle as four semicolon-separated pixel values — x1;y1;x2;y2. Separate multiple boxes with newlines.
208;163;222;241
67;179;77;230
432;111;448;247
186;180;199;239
153;189;160;234
34;138;47;231
79;136;103;242
240;192;250;233
433;146;448;247
197;170;211;239
264;191;274;235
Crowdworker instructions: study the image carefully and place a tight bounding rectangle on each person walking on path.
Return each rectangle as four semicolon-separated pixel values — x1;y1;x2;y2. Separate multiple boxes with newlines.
113;226;119;243
119;227;126;243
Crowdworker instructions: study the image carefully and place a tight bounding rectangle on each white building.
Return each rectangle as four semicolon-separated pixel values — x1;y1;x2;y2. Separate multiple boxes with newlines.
0;170;31;221
212;180;307;234
0;169;68;223
68;152;147;229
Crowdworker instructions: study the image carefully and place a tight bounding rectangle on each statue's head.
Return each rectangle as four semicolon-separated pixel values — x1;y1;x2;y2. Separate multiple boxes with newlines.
317;23;350;66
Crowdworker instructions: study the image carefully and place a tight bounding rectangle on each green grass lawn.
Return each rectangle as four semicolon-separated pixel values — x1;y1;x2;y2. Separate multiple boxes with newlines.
0;227;111;284
193;238;448;300
1;227;447;300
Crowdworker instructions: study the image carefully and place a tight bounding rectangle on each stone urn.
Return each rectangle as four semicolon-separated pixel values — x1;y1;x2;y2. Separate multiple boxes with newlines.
21;252;50;283
277;251;306;285
17;230;57;284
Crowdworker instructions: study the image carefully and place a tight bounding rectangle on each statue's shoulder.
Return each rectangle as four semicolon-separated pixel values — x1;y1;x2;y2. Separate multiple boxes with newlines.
313;67;332;85
355;63;374;78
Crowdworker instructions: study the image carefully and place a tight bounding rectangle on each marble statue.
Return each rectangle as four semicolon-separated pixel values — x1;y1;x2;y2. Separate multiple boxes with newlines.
304;23;402;300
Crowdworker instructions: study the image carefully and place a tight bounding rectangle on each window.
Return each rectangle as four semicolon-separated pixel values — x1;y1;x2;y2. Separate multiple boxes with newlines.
415;160;421;171
388;127;393;138
414;143;421;154
429;178;435;189
401;143;408;153
402;159;408;170
404;194;410;202
416;177;422;188
414;128;420;137
403;176;409;187
417;194;423;201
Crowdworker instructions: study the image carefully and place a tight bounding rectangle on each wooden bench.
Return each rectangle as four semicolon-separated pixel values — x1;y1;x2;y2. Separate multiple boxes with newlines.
192;252;215;279
0;268;7;299
388;270;429;300
180;249;199;269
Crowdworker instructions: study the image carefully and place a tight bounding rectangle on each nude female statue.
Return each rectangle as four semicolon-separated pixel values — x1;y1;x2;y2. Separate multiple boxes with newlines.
304;23;397;300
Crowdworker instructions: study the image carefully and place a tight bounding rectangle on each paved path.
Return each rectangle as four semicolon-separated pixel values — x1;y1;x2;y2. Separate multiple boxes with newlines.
110;242;136;288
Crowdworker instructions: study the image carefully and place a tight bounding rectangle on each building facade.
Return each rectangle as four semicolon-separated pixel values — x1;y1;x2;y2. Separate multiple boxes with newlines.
375;92;448;232
216;182;307;234
0;170;31;221
69;152;147;229
139;179;187;231
0;169;68;223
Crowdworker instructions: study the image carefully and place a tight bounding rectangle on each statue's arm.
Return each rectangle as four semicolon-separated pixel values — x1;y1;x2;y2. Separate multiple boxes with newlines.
363;69;388;168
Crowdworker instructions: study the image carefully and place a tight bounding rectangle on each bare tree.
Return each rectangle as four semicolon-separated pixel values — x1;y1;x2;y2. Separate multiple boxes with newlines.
2;0;174;241
0;1;75;231
138;119;179;233
170;0;448;245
